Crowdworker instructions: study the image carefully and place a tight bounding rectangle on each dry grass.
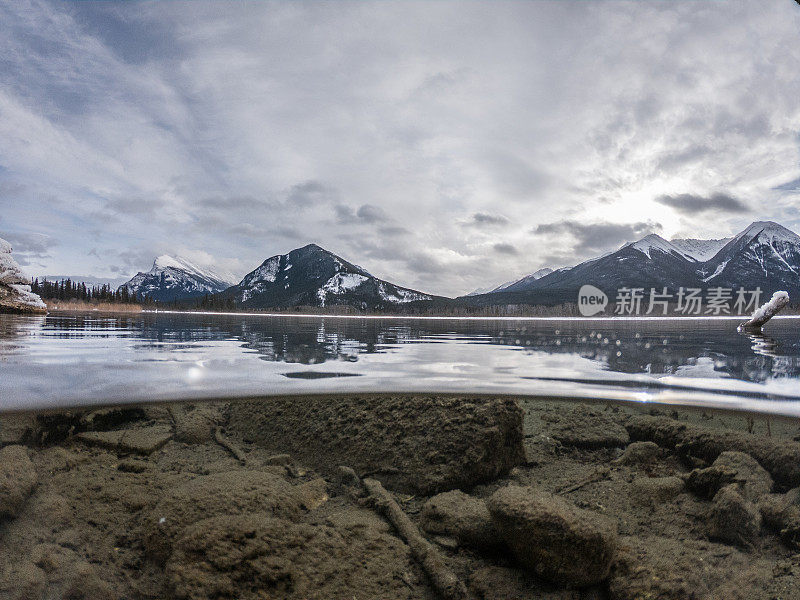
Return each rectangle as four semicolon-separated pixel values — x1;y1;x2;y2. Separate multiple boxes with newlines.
45;300;143;313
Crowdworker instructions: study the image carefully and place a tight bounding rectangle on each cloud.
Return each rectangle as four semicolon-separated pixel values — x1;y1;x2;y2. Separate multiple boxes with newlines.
465;213;509;227
493;242;518;255
0;1;799;294
655;193;749;215
0;231;57;266
535;220;661;255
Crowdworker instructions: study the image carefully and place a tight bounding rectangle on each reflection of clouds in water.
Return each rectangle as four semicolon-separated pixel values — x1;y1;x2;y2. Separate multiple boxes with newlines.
2;313;800;412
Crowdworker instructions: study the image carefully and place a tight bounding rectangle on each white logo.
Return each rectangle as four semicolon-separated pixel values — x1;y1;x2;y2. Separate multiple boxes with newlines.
578;285;608;316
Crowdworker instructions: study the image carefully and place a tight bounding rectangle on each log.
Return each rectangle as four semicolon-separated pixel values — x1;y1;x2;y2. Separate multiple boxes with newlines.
739;291;789;331
362;478;469;600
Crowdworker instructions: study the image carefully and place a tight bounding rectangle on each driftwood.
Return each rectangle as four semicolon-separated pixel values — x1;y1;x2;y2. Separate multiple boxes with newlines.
213;426;248;464
739;291;789;331
362;478;469;600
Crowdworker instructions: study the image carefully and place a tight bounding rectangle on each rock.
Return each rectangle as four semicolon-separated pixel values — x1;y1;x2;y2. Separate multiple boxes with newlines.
227;395;525;495
687;451;773;502
609;535;751;599
630;476;684;506
614;441;660;466
420;490;502;551
166;513;418;600
709;485;762;547
264;453;292;466
488;485;617;587
0;238;46;313
540;406;629;449
686;464;737;499
759;488;800;547
0;445;37;518
711;451;773;501
333;465;361;490
142;470;305;561
626;415;800;489
76;425;173;455
294;478;328;510
173;405;221;444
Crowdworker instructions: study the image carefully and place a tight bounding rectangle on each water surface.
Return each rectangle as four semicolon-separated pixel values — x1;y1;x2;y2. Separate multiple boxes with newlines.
1;311;799;415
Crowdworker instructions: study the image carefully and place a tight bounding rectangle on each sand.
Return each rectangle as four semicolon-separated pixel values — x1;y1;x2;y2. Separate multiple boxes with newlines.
1;395;800;599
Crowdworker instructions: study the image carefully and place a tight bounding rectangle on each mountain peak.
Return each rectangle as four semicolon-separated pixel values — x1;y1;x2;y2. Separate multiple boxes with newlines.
737;221;800;244
627;233;691;260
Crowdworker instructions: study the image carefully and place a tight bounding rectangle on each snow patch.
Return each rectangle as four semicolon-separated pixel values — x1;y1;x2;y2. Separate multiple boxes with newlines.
670;238;730;262
322;273;369;295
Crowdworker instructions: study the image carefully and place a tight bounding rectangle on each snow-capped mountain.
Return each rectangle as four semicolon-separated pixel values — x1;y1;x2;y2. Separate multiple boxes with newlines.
221;244;437;309
487;268;553;295
697;221;800;294
670;237;731;262
465;221;800;306
120;255;236;302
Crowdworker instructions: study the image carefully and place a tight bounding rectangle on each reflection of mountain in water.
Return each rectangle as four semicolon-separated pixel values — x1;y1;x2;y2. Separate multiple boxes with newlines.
18;313;800;385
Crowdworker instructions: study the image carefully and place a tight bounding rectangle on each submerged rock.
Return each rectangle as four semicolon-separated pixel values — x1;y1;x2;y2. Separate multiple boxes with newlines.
0;445;37;518
759;487;800;548
488;485;617;587
540;405;629;449
227;395;526;495
76;425;173;455
142;470;305;562
614;441;660;466
420;489;502;551
166;512;418;600
709;485;762;547
688;451;773;502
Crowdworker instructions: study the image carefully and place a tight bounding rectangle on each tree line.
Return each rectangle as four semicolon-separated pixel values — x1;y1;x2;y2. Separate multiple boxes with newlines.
30;278;144;305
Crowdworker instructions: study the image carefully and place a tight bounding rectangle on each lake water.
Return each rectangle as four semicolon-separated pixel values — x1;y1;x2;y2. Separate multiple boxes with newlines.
1;310;800;415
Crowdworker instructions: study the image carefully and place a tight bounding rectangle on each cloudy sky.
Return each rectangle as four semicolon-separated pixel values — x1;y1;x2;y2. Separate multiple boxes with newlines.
1;0;799;296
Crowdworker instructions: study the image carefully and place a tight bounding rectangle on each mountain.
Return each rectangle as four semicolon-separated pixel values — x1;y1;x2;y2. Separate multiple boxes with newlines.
120;255;236;302
220;244;437;309
697;221;800;295
669;237;731;262
464;221;800;307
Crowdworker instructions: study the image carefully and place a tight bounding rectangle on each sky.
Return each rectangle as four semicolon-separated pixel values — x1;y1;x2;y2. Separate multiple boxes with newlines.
1;0;799;297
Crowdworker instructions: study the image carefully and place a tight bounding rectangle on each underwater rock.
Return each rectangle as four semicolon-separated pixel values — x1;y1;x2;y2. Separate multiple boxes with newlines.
488;485;617;587
420;490;502;551
630;476;684;506
614;441;660;466
142;469;304;562
709;485;762;547
228;395;526;495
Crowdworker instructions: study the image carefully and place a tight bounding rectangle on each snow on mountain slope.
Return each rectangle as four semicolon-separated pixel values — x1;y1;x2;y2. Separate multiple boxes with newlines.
225;244;437;309
120;255;236;302
670;237;731;262
625;234;696;261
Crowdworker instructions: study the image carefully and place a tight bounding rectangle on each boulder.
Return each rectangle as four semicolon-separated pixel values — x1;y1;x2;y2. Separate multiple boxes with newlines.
709;485;762;547
173;405;221;444
711;451;773;501
0;238;46;314
142;469;304;562
614;441;660;466
166;512;419;600
759;487;800;547
227;395;526;495
0;445;37;518
420;490;502;551
488;485;617;587
540;406;629;449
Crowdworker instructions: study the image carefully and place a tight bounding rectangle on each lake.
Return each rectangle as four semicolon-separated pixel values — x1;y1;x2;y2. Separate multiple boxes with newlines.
2;310;799;415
